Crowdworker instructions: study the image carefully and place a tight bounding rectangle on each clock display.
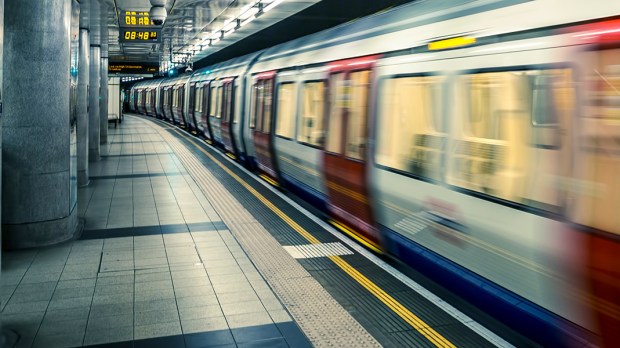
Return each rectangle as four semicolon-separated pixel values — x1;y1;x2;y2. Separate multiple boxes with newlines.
122;11;153;27
120;29;161;43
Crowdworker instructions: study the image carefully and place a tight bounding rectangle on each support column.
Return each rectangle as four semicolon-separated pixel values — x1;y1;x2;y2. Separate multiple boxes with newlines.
77;26;90;185
99;6;109;145
100;56;108;144
88;0;100;161
2;0;78;248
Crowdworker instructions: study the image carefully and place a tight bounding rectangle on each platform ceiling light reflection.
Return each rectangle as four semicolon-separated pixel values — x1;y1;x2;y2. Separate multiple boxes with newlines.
428;36;476;51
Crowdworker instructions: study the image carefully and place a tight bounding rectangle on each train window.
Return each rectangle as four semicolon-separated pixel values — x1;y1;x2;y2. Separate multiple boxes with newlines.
345;70;371;160
376;75;445;181
172;89;178;108
326;73;345;154
195;87;203;113
209;86;217;117
224;83;234;122
250;83;258;129
233;86;239;124
262;81;273;132
275;83;296;139
447;68;573;211
252;82;265;130
572;47;620;234
298;81;325;147
216;86;223;119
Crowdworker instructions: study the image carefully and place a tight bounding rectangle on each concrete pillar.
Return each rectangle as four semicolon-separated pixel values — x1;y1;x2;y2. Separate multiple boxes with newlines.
2;0;78;248
88;0;100;161
77;27;90;185
99;5;108;145
100;56;108;144
0;0;5;341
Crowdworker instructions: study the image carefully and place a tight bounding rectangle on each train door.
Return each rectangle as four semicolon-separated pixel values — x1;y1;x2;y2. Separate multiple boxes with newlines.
251;71;279;184
323;56;381;249
220;78;237;157
187;82;197;132
569;20;620;346
200;81;215;143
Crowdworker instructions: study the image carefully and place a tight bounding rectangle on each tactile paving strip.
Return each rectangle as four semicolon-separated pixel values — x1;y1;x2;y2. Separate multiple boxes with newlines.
283;242;354;259
149;122;381;347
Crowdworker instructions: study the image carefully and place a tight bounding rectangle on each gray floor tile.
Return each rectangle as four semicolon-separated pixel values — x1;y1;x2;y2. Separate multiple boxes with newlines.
52;286;95;300
173;284;215;299
95;274;135;286
87;313;133;330
43;306;91;324
134;287;175;302
92;292;133;306
134;298;177;312
135;270;171;283
212;280;254;294
268;309;293;323
226;311;273;329
134;320;182;340
135;279;173;292
32;331;85;348
2;301;49;315
95;282;134;296
38;318;87;337
221;300;266;316
134;309;180;326
176;294;219;309
181;316;228;334
217;291;260;304
178;304;223;321
89;302;134;317
100;260;134;272
83;325;134;346
48;296;93;311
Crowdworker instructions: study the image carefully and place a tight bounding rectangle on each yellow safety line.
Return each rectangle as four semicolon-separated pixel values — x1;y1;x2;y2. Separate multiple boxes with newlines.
329;219;383;254
170;127;457;348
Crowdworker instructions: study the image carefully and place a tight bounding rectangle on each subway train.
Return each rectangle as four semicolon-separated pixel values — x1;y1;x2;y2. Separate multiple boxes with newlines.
130;0;620;346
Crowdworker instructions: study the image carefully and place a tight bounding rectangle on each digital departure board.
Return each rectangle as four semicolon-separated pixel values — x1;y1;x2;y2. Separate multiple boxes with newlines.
120;28;161;43
122;11;153;27
109;63;158;74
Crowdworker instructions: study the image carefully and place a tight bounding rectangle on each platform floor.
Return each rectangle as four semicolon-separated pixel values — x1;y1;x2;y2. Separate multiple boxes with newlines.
1;115;521;348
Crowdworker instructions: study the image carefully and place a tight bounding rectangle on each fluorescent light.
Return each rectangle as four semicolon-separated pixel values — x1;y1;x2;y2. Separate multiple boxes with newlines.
264;0;285;13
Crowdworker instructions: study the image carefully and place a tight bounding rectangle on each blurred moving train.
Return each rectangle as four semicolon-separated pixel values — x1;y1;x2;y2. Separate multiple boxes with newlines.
130;0;620;345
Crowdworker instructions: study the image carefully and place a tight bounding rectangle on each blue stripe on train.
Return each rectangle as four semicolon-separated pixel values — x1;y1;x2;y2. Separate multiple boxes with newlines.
281;172;327;212
380;226;591;347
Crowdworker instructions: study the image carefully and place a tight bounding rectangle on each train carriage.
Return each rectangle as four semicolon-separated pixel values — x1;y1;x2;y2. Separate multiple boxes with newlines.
130;0;620;345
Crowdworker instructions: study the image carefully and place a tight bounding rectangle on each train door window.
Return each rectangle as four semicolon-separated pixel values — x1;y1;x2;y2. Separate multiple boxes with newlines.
209;85;217;117
234;85;239;124
172;88;178;108
262;80;273;132
327;73;345;154
376;75;445;181
346;70;371;160
195;86;203;112
251;81;265;129
298;81;325;147
216;86;223;119
573;47;620;234
222;82;234;122
275;82;296;139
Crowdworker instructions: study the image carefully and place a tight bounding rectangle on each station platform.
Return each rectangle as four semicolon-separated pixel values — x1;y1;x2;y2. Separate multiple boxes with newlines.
1;115;530;348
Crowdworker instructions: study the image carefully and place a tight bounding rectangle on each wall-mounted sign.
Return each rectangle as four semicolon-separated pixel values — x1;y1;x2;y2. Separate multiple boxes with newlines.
109;63;158;75
121;11;153;27
120;28;161;43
